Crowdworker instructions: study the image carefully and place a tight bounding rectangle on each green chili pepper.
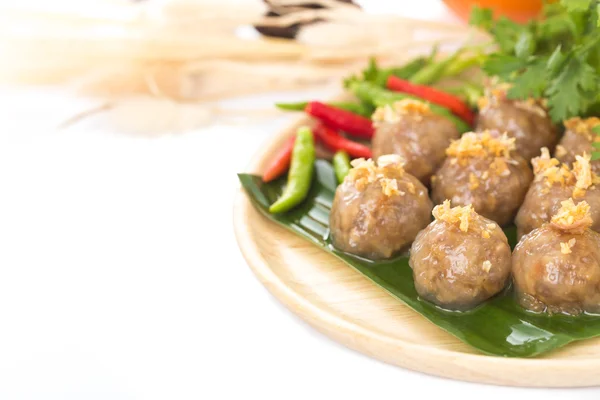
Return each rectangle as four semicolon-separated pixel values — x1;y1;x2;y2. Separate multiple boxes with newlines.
275;101;373;117
410;48;465;85
370;57;428;87
275;101;308;111
344;57;428;89
426;104;471;134
348;81;471;133
269;126;316;214
445;82;484;108
440;52;486;79
332;151;351;184
387;57;428;80
348;81;399;106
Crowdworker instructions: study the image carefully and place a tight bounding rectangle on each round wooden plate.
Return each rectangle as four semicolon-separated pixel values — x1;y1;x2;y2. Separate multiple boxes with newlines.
233;116;600;387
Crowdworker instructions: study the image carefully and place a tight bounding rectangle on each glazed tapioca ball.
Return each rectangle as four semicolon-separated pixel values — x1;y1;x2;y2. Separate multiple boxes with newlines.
431;131;533;226
410;201;511;311
476;83;558;161
513;199;600;315
515;148;600;238
371;99;460;185
329;155;432;260
555;117;600;174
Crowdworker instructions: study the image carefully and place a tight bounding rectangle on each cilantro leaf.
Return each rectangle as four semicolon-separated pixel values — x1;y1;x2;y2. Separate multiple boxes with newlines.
492;17;526;54
507;58;548;99
544;2;567;17
561;0;593;12
515;31;536;58
545;56;599;121
537;14;578;43
362;57;380;83
547;45;566;74
469;6;493;30
482;54;527;80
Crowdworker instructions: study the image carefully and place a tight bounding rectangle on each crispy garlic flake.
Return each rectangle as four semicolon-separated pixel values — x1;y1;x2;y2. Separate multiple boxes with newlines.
550;199;593;234
532;147;572;186
513;98;547;118
572;153;600;197
477;82;511;110
346;155;406;196
564;117;600;141
377;154;404;167
478;82;547;117
560;238;577;255
432;200;474;233
372;99;431;124
482;260;492;272
446;131;516;169
380;178;401;196
533;149;600;196
555;145;567;158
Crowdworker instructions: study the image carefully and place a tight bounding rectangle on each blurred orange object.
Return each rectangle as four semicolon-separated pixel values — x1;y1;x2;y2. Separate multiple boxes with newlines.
443;0;547;23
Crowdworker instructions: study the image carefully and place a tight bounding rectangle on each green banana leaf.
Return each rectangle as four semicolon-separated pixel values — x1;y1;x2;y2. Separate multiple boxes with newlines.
238;160;600;357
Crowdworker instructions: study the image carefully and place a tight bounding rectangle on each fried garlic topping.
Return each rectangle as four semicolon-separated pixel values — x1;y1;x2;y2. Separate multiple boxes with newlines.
560;238;577;255
380;178;401;196
478;81;512;109
550;199;593;234
446;131;516;162
377;154;404;167
532;147;572;186
346;155;406;195
532;149;600;196
372;99;432;124
513;98;548;118
432;200;474;233
564;117;600;141
478;81;547;116
572;153;599;197
555;144;567;158
482;260;492;272
477;81;510;110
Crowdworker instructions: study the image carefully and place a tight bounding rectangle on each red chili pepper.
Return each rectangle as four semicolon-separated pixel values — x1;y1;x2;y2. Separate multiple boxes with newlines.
313;123;372;159
262;135;295;182
386;76;475;126
305;101;374;139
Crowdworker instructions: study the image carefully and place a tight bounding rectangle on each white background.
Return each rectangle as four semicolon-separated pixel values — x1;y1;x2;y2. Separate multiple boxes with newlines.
1;1;600;399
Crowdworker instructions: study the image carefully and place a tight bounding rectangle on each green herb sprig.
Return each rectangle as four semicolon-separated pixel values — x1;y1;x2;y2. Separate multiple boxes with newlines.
471;0;600;123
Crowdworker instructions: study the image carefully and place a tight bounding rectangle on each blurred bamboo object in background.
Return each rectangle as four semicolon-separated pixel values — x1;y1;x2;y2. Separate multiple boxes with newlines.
0;0;484;98
0;0;487;133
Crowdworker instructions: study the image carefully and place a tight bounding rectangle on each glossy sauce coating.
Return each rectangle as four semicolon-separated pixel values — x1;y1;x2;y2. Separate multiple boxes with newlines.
431;133;533;226
410;208;511;311
516;181;600;238
515;150;600;238
512;226;600;315
372;110;460;185
555;117;600;174
329;161;432;260
476;93;558;162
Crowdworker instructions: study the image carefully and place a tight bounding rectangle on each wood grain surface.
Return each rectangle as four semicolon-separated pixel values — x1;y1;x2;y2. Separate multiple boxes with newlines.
233;113;600;387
